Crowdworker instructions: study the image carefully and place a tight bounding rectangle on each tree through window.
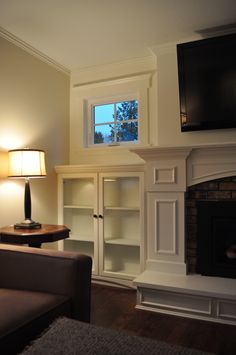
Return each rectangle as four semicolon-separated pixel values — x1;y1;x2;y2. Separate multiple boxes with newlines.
93;100;138;145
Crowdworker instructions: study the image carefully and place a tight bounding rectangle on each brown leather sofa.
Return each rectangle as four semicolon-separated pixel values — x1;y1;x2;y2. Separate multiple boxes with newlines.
0;243;92;354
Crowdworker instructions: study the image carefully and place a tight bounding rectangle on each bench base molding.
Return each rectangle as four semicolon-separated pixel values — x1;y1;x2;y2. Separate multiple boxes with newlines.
134;271;236;326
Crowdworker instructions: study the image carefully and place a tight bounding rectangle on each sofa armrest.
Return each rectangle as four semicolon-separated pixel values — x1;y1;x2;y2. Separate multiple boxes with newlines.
0;244;92;322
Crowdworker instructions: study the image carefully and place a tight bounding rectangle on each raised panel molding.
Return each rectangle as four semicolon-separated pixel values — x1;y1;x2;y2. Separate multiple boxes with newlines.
154;199;177;255
153;167;176;184
139;288;212;316
146;161;187;192
147;192;185;274
217;300;236;321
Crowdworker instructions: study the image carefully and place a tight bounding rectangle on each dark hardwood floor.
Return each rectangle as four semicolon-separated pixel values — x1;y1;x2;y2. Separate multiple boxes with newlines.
91;284;236;355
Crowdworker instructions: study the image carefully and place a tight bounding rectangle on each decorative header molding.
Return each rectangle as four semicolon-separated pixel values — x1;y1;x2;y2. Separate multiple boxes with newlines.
71;55;156;86
73;73;153;90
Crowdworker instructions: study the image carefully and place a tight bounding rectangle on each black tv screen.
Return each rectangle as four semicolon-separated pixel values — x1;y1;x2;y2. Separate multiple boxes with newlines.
177;33;236;132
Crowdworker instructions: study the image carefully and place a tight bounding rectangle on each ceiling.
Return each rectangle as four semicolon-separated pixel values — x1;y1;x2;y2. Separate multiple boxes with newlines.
0;0;235;72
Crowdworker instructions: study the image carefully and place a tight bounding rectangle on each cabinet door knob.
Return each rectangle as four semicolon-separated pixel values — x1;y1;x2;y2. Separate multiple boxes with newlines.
93;214;98;218
99;214;103;219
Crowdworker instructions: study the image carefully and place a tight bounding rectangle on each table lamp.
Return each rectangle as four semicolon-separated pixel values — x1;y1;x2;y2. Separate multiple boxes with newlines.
8;148;46;229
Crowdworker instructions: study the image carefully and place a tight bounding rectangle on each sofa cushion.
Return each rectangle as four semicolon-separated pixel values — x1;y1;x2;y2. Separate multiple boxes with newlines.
0;244;92;323
0;288;71;354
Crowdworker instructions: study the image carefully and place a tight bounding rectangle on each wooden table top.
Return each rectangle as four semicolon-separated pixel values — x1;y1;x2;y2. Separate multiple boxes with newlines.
0;224;70;247
0;224;70;236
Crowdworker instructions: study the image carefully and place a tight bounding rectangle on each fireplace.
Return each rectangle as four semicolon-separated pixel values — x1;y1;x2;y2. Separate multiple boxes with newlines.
197;200;236;279
186;176;236;275
132;145;236;325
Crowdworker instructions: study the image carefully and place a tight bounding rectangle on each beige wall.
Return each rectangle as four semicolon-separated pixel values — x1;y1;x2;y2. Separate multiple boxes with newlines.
0;37;70;228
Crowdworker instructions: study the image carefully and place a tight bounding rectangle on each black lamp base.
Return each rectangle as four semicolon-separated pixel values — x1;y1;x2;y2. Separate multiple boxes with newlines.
14;219;42;229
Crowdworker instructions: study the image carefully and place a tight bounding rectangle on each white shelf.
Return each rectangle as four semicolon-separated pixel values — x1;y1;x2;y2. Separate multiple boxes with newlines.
68;234;94;242
104;238;140;246
104;206;139;211
64;205;94;209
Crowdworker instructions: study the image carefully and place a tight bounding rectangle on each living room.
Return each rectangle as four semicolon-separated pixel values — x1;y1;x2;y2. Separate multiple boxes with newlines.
0;1;236;354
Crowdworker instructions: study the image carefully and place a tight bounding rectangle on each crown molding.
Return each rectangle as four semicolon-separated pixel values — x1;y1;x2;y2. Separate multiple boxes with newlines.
0;26;70;76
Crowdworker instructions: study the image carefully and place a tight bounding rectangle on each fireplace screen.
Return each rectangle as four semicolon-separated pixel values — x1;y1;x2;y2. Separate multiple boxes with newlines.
197;200;236;279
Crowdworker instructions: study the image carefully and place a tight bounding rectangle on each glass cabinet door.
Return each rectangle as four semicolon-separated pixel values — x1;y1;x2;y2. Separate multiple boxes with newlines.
99;173;142;279
60;174;98;274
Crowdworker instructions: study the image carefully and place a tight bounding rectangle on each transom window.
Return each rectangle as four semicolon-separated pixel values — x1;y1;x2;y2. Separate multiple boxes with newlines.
92;100;138;145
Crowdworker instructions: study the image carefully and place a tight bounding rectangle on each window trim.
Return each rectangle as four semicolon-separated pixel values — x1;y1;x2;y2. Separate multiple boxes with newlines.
72;73;152;151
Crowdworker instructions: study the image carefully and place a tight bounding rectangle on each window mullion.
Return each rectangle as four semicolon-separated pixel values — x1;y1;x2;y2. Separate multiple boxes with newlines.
94;121;114;127
91;106;95;145
114;103;117;143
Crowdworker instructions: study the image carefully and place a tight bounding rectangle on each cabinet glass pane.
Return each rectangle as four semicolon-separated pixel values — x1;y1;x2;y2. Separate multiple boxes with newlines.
64;240;94;260
64;178;94;206
62;177;95;265
64;208;94;241
104;209;140;245
102;175;141;278
103;177;139;208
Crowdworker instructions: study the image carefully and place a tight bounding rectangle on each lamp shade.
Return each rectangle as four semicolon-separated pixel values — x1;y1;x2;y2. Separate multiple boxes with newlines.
8;149;46;178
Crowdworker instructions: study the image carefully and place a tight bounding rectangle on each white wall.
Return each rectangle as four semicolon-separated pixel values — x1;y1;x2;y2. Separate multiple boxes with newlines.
0;36;70;228
70;40;236;166
70;56;157;165
153;43;236;147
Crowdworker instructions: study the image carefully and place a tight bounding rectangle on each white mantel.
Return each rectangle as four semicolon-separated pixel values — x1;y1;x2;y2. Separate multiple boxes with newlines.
132;143;236;186
131;143;236;326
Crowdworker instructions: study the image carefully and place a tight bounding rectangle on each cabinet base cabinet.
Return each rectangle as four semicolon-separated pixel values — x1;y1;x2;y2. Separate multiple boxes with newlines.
56;165;144;287
103;244;140;276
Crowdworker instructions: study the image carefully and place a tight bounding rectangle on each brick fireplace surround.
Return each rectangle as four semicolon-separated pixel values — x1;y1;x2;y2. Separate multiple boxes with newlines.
186;176;236;274
131;144;236;326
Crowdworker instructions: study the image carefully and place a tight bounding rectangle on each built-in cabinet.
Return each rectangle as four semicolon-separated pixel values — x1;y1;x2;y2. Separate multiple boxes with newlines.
55;165;144;286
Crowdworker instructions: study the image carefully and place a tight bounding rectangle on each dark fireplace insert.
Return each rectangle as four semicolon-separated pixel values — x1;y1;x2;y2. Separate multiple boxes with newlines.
197;200;236;279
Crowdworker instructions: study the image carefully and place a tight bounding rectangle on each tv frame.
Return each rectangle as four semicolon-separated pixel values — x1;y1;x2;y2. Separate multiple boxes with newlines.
177;33;236;132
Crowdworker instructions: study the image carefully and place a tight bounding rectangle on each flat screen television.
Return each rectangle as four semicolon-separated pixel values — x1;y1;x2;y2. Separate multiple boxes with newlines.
177;33;236;132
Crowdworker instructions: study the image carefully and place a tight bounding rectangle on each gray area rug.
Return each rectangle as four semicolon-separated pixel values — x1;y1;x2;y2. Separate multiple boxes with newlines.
21;317;214;355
